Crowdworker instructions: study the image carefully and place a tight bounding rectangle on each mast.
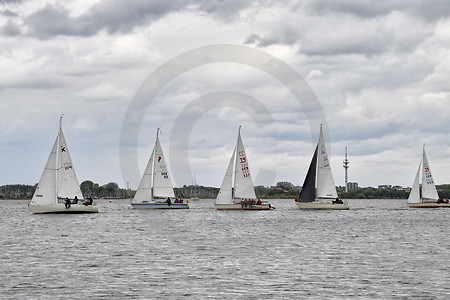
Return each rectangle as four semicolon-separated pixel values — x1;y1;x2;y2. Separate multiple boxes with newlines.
56;115;63;202
151;127;160;200
232;126;241;200
343;146;349;193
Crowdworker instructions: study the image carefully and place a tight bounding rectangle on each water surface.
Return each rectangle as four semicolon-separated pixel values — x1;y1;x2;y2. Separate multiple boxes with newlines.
0;199;448;299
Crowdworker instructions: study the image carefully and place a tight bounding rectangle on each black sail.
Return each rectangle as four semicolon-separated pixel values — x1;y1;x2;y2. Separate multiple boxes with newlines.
298;145;318;202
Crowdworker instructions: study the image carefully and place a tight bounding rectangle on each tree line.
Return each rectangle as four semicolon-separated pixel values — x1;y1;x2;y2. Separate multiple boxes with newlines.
4;181;450;200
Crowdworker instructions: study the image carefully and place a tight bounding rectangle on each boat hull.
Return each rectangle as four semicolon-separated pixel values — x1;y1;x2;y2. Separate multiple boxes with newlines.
295;202;349;210
215;203;272;210
131;203;189;209
408;202;450;208
29;203;99;214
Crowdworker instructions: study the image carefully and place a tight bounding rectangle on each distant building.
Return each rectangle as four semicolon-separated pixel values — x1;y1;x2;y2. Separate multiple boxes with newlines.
347;182;358;191
378;185;392;189
393;185;411;192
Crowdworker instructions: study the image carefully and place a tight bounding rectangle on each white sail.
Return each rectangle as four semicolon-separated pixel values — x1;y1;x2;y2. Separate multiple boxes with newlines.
57;127;83;199
31;136;58;205
132;147;155;203
151;136;175;198
234;132;257;200
421;148;439;201
216;147;236;204
407;163;421;204
316;126;338;199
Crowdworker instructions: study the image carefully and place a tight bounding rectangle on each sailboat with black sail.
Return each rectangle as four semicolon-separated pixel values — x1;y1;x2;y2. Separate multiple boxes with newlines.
295;125;349;210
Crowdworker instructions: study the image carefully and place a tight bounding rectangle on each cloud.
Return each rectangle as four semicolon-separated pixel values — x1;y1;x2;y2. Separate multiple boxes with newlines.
194;0;256;21
1;19;21;36
23;0;186;39
1;0;450;188
1;9;17;16
305;0;450;22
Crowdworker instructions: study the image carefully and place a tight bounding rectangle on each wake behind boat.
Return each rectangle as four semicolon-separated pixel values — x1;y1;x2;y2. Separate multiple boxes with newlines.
29;116;98;214
407;146;450;208
131;128;188;209
295;125;349;210
215;127;272;210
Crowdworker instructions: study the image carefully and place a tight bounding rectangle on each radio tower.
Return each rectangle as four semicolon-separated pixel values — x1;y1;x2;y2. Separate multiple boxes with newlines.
343;147;349;193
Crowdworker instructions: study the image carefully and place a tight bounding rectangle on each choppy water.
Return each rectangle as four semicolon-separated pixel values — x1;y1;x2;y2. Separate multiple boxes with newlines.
0;199;448;299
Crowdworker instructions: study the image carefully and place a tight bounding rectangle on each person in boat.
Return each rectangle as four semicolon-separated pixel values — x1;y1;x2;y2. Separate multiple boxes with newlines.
167;197;171;206
88;196;93;205
73;196;78;204
257;199;262;205
65;197;71;209
333;198;343;204
294;198;299;202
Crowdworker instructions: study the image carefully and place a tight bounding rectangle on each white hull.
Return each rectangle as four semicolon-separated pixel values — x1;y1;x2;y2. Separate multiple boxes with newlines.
29;203;99;214
408;202;450;208
215;203;272;210
131;203;189;209
295;202;349;210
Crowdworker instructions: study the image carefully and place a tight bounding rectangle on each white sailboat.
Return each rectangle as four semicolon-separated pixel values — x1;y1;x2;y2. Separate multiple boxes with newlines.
29;117;98;214
190;172;199;201
215;127;272;210
407;146;450;208
131;128;188;209
295;125;349;210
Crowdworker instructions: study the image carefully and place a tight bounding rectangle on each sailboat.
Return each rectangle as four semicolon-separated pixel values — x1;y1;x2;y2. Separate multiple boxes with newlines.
407;146;450;208
295;125;349;210
29;117;98;214
190;172;199;201
131;128;188;209
215;127;272;210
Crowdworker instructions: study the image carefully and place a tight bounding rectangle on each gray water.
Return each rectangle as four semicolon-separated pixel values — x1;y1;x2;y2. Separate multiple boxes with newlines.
0;199;448;299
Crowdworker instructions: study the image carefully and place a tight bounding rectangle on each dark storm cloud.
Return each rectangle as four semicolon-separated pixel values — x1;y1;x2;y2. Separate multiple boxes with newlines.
305;0;450;22
22;0;261;39
24;0;187;39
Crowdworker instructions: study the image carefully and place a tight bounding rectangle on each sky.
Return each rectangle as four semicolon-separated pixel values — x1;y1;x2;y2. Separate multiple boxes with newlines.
1;0;450;189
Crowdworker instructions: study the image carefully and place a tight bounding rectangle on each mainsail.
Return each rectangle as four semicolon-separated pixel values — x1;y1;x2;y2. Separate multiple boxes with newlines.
57;127;83;200
316;126;338;199
234;132;257;200
421;148;439;201
152;136;175;198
